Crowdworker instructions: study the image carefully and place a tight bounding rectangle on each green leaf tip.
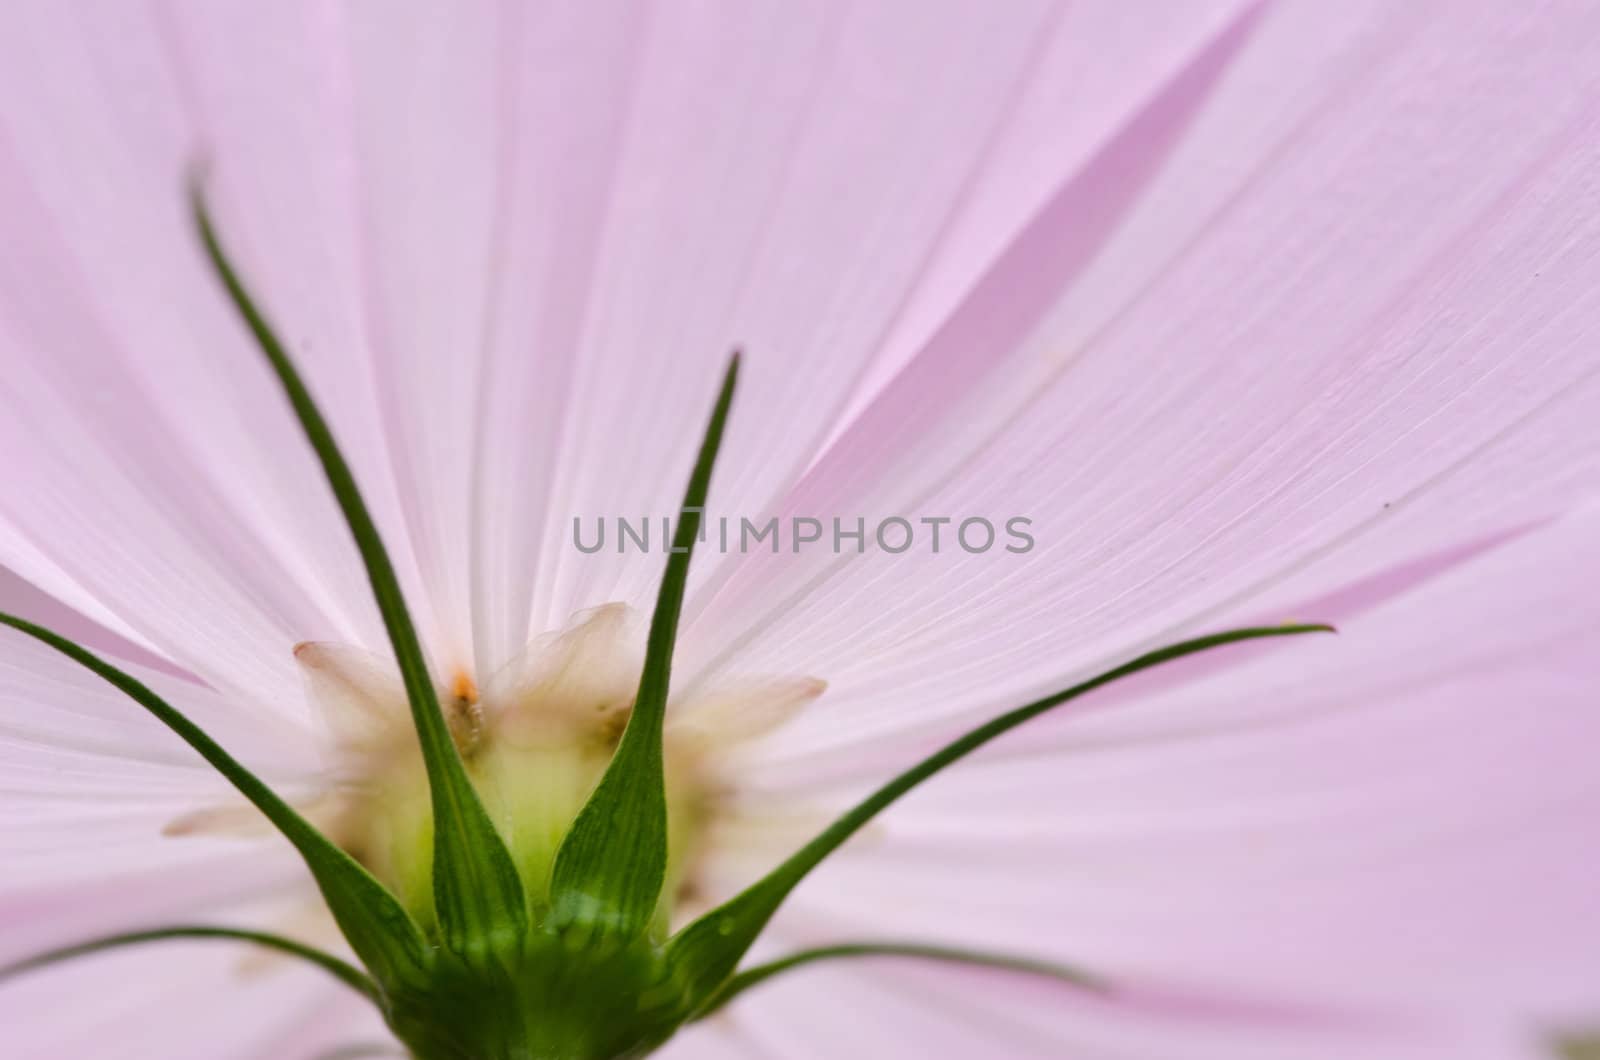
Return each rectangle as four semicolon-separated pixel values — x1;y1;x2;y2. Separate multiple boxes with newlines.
0;612;427;988
192;183;528;959
664;622;1333;1010
693;941;1108;1019
548;352;741;945
0;925;380;1004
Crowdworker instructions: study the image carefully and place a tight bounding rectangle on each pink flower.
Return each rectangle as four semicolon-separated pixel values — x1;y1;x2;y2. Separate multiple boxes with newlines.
2;2;1599;1057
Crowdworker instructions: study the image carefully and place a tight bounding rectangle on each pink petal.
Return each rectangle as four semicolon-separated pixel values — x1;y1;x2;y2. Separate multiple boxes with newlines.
0;620;313;775
0;0;1240;695
0;905;384;1059
698;512;1600;1054
125;0;1117;689
509;0;1064;640
0;587;323;968
0;3;399;712
685;0;1600;762
826;0;1262;436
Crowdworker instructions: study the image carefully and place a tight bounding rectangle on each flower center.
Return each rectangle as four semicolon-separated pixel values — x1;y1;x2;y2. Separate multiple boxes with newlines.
167;602;822;939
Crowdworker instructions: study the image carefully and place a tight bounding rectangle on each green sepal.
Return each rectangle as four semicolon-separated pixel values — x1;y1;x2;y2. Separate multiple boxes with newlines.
664;623;1335;1011
0;613;427;989
0;924;381;1003
693;940;1105;1018
547;354;739;945
192;184;527;960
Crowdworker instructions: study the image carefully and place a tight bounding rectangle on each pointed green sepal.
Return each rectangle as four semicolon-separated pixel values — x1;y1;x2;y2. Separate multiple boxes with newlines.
547;353;740;945
0;924;381;1003
693;940;1105;1019
193;183;527;958
664;623;1335;1010
0;613;427;988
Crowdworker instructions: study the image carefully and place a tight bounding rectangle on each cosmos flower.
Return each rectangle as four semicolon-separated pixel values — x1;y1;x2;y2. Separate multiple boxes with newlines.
2;1;1600;1058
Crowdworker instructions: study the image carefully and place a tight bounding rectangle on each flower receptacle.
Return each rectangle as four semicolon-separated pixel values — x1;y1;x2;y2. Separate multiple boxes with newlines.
384;928;690;1060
